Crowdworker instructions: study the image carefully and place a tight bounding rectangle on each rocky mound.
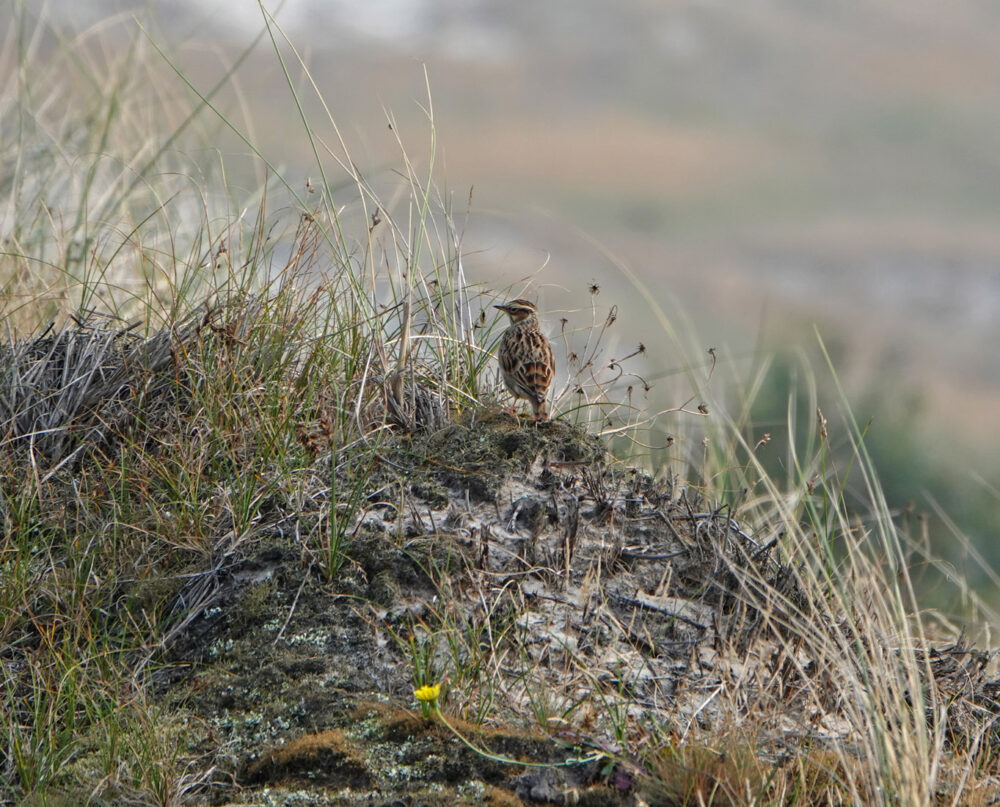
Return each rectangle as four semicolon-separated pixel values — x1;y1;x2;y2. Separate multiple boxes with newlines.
151;413;999;805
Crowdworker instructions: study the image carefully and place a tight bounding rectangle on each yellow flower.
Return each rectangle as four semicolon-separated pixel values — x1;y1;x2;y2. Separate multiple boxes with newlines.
414;683;441;703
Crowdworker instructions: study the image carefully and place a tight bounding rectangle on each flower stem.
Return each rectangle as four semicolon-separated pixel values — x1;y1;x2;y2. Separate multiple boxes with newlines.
432;704;599;769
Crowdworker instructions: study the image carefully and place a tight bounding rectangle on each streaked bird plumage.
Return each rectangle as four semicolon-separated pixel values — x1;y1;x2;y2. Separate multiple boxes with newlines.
494;299;554;421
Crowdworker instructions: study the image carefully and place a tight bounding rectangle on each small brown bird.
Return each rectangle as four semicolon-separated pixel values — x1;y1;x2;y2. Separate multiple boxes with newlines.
494;299;555;421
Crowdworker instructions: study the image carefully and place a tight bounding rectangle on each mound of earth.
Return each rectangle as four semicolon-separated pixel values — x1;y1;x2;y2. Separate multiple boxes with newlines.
151;412;997;806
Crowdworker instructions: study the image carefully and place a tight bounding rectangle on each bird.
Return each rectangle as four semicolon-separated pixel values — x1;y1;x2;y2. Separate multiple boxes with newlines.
494;298;555;421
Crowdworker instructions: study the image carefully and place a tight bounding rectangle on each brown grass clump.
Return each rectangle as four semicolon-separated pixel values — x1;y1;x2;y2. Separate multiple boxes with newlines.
244;729;372;788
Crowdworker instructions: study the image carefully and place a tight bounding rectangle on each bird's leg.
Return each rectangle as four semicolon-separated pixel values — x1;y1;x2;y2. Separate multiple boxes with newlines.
508;402;521;426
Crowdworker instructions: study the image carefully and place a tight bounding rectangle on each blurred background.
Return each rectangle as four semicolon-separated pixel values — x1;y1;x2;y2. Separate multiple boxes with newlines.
17;1;1000;595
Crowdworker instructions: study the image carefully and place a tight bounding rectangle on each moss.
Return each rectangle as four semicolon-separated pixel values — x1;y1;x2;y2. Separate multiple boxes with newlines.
244;729;372;789
234;578;278;627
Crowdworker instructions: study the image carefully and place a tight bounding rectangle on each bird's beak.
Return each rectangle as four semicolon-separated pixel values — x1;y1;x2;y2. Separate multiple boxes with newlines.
493;304;505;311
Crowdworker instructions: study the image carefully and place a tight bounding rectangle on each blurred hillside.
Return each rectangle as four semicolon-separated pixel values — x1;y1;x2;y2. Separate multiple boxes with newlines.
15;1;1000;573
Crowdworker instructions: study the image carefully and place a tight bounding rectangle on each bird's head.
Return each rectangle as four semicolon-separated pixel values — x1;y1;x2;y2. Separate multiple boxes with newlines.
494;298;538;324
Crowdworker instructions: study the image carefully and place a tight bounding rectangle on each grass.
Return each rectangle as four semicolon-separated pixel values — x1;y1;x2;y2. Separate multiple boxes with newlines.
1;4;999;806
